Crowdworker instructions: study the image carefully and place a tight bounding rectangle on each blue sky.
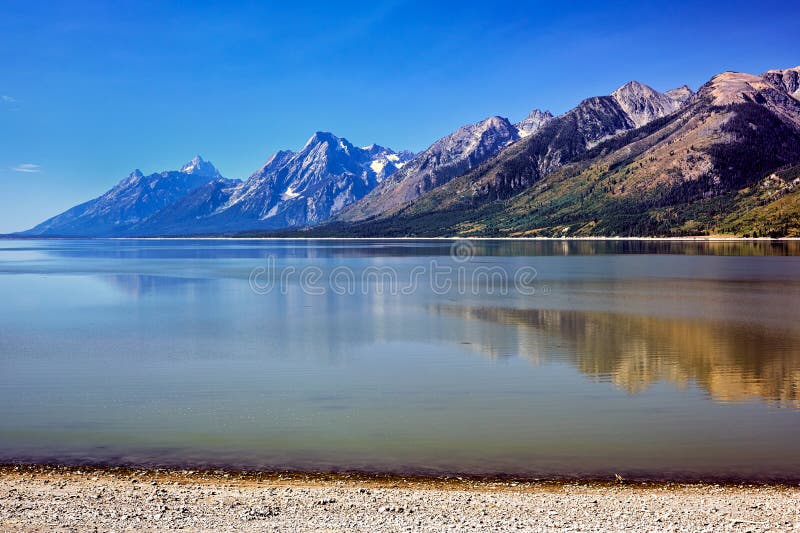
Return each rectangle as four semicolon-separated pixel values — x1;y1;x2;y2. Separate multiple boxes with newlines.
1;0;799;232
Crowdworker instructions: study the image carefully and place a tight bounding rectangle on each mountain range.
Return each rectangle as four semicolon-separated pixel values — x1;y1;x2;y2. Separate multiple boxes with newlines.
22;140;414;236
19;65;800;238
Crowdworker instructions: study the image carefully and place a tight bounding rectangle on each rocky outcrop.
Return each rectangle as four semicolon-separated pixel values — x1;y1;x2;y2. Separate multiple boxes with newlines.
516;109;554;137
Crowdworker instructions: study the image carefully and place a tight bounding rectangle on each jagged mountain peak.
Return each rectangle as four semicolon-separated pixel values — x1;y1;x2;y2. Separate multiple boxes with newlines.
179;155;221;178
611;80;663;101
613;80;653;94
665;85;694;104
304;131;343;147
434;116;518;144
427;115;519;157
481;115;514;129
263;149;295;167
517;109;554;137
120;168;145;186
520;108;553;121
763;65;800;75
611;80;682;128
762;66;800;100
182;154;204;166
361;143;394;157
299;131;364;158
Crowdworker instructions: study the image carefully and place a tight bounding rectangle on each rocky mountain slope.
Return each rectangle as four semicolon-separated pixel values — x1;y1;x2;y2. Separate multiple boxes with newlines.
339;81;690;226
338;115;533;222
374;81;692;219
611;81;684;127
304;67;800;238
757;66;800;100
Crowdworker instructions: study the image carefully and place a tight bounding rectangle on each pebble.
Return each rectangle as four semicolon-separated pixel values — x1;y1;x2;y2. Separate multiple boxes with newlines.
0;466;797;532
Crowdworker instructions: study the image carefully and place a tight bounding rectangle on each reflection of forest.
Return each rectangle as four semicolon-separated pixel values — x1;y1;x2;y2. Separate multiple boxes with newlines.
435;305;800;408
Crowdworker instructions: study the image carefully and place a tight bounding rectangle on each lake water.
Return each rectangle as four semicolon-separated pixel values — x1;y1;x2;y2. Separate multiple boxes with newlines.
1;239;800;480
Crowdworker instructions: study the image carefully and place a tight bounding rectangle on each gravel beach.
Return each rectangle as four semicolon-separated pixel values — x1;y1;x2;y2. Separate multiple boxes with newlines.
1;465;799;532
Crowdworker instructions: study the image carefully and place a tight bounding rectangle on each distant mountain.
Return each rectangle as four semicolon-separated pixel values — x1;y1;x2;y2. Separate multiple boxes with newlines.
21;156;235;237
219;132;412;229
338;115;525;221
21;133;413;237
126;132;414;235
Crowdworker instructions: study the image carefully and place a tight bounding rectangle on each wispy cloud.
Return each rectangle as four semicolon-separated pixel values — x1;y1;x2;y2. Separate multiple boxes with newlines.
13;163;41;173
1;95;16;103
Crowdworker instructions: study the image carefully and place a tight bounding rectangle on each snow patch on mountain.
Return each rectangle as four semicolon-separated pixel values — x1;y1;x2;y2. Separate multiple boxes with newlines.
281;186;301;200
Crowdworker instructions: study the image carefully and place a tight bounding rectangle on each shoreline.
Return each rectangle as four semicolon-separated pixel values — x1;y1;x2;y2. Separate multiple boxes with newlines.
2;235;800;241
3;464;799;531
3;463;800;490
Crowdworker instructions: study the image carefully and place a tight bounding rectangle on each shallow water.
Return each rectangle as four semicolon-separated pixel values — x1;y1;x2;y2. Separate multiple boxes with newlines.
1;239;799;480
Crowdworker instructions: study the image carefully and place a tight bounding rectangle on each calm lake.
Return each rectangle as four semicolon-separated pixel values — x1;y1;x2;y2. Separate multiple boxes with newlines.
1;238;800;480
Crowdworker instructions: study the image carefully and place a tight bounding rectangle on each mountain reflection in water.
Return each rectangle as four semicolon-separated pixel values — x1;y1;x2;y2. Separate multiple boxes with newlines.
433;305;800;408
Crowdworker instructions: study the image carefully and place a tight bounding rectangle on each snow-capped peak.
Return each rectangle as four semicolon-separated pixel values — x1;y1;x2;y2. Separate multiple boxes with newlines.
180;155;221;178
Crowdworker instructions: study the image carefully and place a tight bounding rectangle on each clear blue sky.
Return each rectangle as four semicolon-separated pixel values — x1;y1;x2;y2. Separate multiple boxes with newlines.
1;0;799;232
